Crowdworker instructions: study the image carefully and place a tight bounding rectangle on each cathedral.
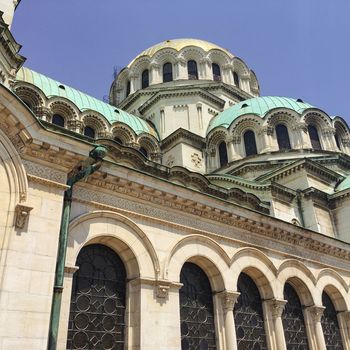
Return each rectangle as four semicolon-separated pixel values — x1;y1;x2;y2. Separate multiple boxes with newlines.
1;2;350;350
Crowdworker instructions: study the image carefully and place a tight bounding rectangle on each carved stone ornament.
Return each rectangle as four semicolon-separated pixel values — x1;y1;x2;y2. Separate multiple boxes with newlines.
15;204;33;229
219;291;240;311
156;284;170;298
306;305;325;322
265;299;287;318
191;153;202;168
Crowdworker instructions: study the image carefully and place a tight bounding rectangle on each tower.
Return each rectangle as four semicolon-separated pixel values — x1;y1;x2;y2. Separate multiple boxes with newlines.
0;0;20;28
0;0;24;86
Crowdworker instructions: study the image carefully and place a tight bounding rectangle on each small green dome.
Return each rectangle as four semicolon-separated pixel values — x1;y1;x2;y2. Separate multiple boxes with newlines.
15;67;159;139
207;96;314;134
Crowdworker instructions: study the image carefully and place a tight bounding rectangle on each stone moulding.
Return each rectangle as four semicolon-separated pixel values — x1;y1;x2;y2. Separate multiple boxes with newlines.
72;179;350;263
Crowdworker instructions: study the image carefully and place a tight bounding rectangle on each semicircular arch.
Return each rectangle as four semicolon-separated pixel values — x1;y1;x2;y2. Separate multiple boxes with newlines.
165;234;230;291
68;210;160;280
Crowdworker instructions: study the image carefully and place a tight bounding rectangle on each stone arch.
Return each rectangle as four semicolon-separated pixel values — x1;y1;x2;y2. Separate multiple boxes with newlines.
207;128;228;151
250;70;260;95
68;211;160;280
333;117;350;151
229;115;262;139
231;247;277;299
264;109;300;129
301;109;332;127
316;269;349;311
136;133;160;155
207;49;231;66
12;84;45;111
81;112;109;137
165;234;230;292
111;123;137;145
0;127;28;205
277;259;316;305
152;48;178;65
48;98;79;124
232;57;250;76
178;46;207;62
129;56;151;76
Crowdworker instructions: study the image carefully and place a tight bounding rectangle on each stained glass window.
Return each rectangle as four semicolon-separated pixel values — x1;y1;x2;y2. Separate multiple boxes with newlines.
67;244;126;350
234;273;267;350
180;262;216;350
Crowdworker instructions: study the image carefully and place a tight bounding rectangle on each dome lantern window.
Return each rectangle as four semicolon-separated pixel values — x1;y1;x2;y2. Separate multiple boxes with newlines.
212;63;221;81
163;62;173;82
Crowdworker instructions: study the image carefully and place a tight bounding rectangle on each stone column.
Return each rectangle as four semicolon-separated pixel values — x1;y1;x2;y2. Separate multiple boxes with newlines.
35;106;53;122
219;291;240;350
150;63;161;85
338;311;350;350
292;123;310;149
199;58;212;80
67;119;83;133
176;59;187;80
264;299;287;350
259;126;274;153
129;74;138;94
305;305;326;350
240;75;250;93
322;127;338;151
227;136;241;161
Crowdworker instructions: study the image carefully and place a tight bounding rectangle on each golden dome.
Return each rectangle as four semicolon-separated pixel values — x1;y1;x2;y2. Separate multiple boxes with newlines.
128;38;234;67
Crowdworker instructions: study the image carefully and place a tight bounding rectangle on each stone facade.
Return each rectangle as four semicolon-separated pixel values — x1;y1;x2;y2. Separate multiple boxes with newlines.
1;4;350;350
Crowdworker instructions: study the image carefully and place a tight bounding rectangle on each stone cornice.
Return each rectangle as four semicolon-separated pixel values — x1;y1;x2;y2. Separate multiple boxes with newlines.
73;177;350;263
161;128;206;150
257;158;344;184
0;13;25;67
138;87;225;114
27;174;69;190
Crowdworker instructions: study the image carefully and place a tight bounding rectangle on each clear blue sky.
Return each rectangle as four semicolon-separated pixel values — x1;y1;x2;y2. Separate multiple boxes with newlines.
12;0;350;122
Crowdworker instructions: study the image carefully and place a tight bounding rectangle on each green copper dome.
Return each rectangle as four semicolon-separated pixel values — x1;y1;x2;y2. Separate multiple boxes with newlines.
207;96;314;134
335;175;350;192
15;67;158;139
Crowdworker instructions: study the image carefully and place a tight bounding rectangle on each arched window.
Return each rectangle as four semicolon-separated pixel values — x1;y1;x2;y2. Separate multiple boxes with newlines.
163;62;173;82
180;262;216;350
233;71;240;87
321;291;344;349
139;147;148;158
67;244;126;350
212;63;221;81
83;126;95;138
218;141;228;167
23;100;32;110
282;283;309;349
308;124;322;150
276;124;291;150
114;137;123;144
52;114;65;127
187;60;198;80
126;81;131;97
335;133;342;150
142;69;149;89
243;130;258;156
234;273;267;349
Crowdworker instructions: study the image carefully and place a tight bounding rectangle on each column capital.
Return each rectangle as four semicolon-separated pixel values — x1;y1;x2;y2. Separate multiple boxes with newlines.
218;290;240;311
265;299;287;318
306;305;326;322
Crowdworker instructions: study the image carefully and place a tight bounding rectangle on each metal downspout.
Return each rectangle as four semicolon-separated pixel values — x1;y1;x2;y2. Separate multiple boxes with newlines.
47;145;108;350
